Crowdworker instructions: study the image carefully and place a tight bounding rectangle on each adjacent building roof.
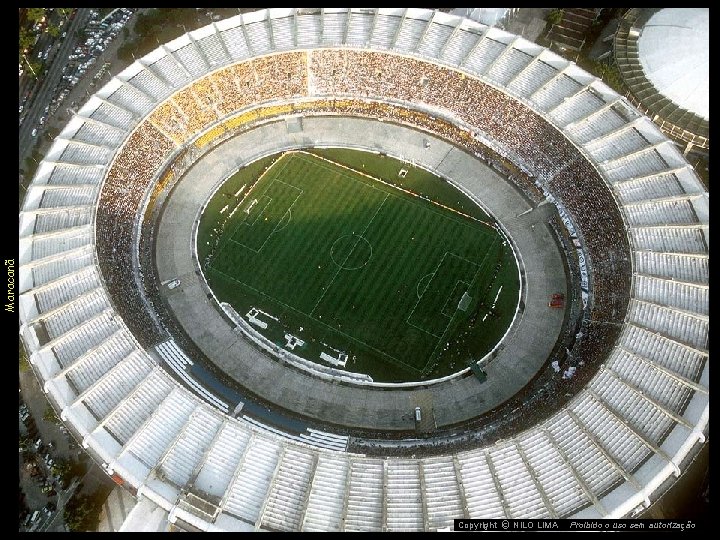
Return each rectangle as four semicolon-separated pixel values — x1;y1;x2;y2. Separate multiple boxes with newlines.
615;8;709;150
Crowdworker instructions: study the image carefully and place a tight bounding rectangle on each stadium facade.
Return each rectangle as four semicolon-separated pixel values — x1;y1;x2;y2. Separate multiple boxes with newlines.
19;8;708;531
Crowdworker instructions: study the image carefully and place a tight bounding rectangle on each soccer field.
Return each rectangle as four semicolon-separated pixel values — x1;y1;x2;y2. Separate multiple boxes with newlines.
198;149;519;382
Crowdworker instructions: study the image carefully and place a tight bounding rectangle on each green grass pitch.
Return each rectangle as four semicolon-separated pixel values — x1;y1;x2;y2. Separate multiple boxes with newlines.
198;149;519;382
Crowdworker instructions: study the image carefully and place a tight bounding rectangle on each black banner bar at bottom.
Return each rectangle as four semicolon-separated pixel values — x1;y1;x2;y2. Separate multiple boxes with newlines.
453;519;701;532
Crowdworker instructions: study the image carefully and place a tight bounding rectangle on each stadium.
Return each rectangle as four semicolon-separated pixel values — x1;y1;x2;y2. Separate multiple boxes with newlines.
19;8;708;531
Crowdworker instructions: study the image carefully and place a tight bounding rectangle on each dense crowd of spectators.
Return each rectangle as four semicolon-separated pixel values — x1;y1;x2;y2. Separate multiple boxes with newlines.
95;121;174;347
94;48;632;368
150;52;308;142
308;49;631;324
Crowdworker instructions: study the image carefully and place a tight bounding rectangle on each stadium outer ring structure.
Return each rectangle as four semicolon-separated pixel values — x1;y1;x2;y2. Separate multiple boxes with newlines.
18;8;708;531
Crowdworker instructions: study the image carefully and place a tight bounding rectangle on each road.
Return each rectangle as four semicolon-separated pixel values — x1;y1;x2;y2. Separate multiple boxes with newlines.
19;8;92;173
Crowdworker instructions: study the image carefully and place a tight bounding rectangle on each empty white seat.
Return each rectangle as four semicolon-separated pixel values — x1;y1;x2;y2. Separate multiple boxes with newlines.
102;369;175;444
422;456;464;529
570;393;650;474
545;412;620;499
39;186;98;209
47;161;107;185
624;199;700;227
193;422;252;499
30;207;93;235
344;458;384;531
174;42;210;78
30;231;91;265
269;15;295;50
106;84;154;118
149;54;191;88
634;251;708;285
128;68;171;102
442;27;479;66
261;447;317;530
157;405;223;487
81;351;154;420
123;388;197;468
30;249;94;288
386;460;423;531
89;101;135;131
588;127;650;162
507;59;557;99
321;11;348;46
603;150;670;183
197;32;231;67
628;299;708;350
417;21;454;59
489;444;551;518
344;10;373;47
65;330;136;392
633;274;708;316
59;141;113;165
71;120;126;149
42;288;110;340
620;324;706;381
630;226;707;255
615;173;686;204
589;369;675;447
606;348;694;423
370;13;401;49
455;449;505;518
222;436;281;523
518;430;590;517
531;74;584;112
219;26;251;61
302;454;349;531
464;36;505;74
485;48;529;87
552;89;605;126
34;267;100;314
244;20;273;55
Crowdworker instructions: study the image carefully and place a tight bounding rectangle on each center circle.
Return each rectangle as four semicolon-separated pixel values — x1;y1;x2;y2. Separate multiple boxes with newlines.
330;234;373;270
196;146;522;384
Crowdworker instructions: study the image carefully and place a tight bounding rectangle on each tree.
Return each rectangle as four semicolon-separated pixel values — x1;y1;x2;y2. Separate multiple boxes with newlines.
116;40;137;62
51;458;77;487
47;24;61;38
64;493;102;532
43;405;61;425
19;28;35;53
26;8;46;23
23;59;44;80
19;434;32;451
546;9;564;26
19;343;30;372
57;8;74;21
593;60;625;94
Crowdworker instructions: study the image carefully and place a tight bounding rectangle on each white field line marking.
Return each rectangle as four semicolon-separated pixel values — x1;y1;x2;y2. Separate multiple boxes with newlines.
208;265;420;372
310;194;389;317
210;154;292;266
299;149;494;228
407;253;479;334
441;280;471;317
420;238;497;374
